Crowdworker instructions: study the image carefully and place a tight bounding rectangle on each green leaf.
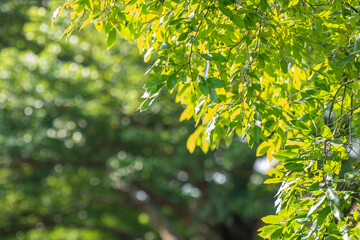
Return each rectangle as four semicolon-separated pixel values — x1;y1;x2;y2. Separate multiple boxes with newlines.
258;224;282;238
329;203;343;221
145;75;166;88
244;13;257;28
218;4;233;18
177;32;188;41
254;126;261;144
198;75;206;84
201;53;227;63
328;222;342;236
106;28;116;50
284;163;303;171
307;195;326;217
104;21;113;33
85;0;93;11
231;15;245;29
355;61;360;70
212;53;227;62
201;53;213;61
160;42;172;50
280;60;288;73
209;87;217;102
199;83;209;96
208;77;225;88
168;18;185;26
167;74;178;90
189;36;199;46
139;97;156;111
328;12;342;17
259;0;268;12
335;57;353;68
180;74;187;83
270;229;282;239
330;138;343;146
272;150;297;161
317;206;331;225
264;119;275;129
325;236;341;240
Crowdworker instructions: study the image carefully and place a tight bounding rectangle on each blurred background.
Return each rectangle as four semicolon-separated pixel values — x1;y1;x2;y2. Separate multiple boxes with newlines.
0;0;276;239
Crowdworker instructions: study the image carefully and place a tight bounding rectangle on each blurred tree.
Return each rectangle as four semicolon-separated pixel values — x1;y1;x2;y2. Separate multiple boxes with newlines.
0;1;275;240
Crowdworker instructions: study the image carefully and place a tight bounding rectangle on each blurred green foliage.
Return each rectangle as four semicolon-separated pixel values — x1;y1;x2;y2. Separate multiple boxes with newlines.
0;1;275;239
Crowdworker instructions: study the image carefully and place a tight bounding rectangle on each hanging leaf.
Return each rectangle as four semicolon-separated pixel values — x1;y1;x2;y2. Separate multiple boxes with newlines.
144;47;154;62
280;60;288;73
94;20;103;32
106;28;116;49
209;87;217;102
167;74;178;90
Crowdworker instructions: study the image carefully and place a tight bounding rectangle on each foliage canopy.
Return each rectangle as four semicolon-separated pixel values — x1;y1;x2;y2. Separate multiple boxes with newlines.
0;1;274;239
55;0;360;239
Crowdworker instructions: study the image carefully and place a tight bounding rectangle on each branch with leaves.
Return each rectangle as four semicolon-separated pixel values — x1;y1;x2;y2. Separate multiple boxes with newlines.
54;0;360;239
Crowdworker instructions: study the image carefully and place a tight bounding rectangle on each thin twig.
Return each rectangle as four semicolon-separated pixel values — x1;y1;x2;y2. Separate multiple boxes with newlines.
300;36;353;49
333;104;360;125
333;87;347;136
348;92;354;150
342;0;359;14
188;9;209;80
327;80;354;125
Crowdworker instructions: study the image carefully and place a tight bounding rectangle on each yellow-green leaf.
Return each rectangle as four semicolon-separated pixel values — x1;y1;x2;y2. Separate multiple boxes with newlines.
354;210;359;221
320;125;332;138
262;215;285;224
80;17;93;30
144;47;154;62
257;141;271;156
94;20;103;32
